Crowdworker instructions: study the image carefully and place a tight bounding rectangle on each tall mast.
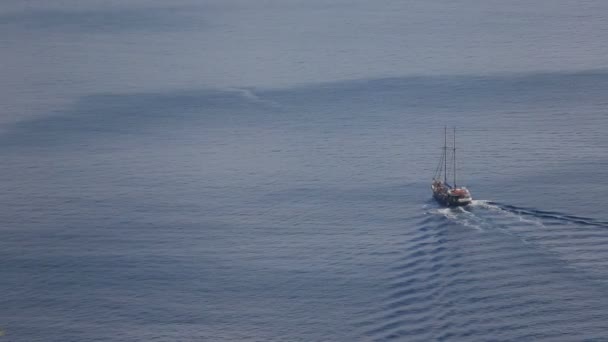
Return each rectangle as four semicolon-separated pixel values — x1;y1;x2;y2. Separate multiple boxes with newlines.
444;126;447;184
453;127;456;187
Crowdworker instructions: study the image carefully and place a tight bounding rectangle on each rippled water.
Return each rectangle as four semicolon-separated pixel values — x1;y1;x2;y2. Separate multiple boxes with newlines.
1;1;608;341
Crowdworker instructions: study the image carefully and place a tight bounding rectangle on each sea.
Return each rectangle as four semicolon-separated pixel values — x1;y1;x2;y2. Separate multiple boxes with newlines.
1;1;608;341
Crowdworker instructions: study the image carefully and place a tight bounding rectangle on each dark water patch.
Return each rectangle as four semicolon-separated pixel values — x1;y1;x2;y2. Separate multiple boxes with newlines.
0;89;278;149
262;69;608;114
3;70;608;153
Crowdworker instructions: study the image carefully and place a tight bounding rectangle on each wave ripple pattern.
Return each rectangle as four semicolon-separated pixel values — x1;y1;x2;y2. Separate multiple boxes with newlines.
359;201;608;341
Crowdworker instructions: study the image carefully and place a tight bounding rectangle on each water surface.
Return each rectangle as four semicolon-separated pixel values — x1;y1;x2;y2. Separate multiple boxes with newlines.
1;1;608;341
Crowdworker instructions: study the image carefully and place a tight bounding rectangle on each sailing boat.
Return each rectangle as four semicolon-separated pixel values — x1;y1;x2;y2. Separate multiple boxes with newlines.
431;127;472;206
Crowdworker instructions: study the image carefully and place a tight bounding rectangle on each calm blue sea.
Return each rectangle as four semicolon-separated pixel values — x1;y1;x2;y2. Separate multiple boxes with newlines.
1;1;608;341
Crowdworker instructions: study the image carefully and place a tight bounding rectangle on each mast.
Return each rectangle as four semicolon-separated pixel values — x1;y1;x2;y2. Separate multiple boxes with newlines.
453;127;456;187
444;126;447;184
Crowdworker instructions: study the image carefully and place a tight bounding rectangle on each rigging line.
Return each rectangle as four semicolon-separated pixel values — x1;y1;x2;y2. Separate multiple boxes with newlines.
453;127;456;187
433;146;445;180
444;126;447;184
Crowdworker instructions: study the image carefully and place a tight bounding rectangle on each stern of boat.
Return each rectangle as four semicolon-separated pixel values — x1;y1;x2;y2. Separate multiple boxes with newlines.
449;187;472;206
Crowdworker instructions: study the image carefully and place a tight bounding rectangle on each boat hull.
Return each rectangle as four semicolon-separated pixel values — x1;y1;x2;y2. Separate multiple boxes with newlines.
432;190;472;207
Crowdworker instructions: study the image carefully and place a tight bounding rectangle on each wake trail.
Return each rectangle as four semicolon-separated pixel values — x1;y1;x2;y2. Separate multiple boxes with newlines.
429;200;537;232
488;201;608;229
427;198;608;233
